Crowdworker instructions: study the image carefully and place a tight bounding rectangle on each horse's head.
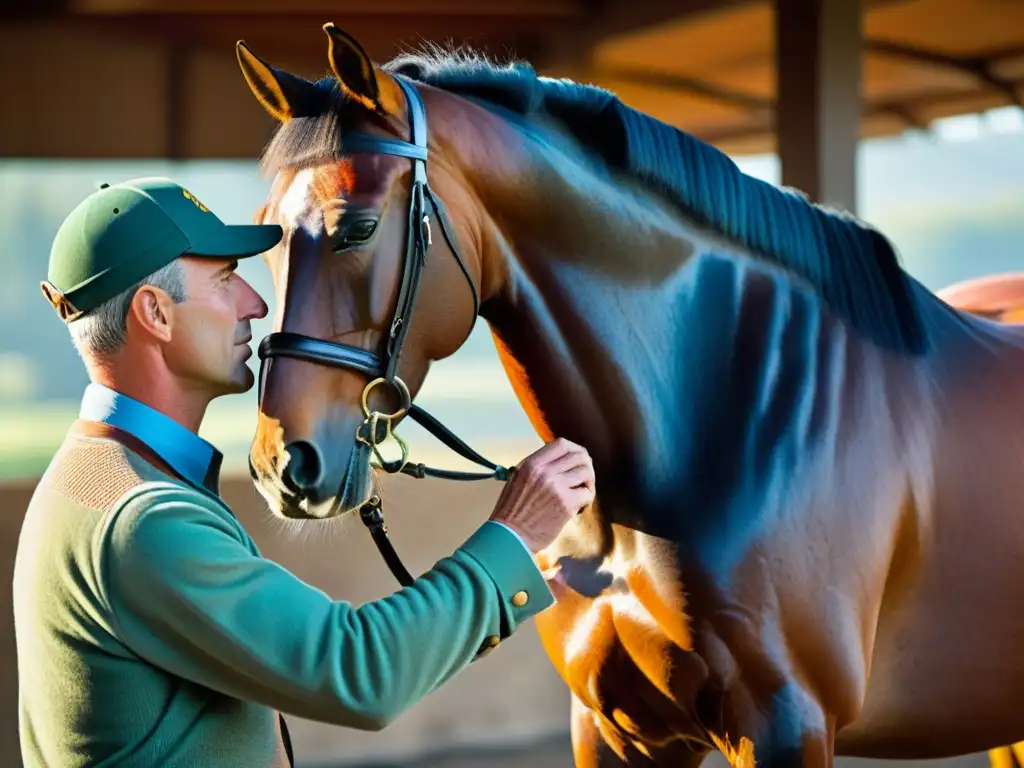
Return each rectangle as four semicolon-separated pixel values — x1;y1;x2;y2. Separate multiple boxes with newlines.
240;25;484;520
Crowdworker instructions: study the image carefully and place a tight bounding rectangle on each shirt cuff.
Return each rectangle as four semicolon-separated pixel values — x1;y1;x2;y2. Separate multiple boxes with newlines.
484;520;533;556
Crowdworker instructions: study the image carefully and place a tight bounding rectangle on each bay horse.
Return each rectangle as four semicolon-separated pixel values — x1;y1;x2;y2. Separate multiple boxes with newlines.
240;23;1024;767
938;272;1024;768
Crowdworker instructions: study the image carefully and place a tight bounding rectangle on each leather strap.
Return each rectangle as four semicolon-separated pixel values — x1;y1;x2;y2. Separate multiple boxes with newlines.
259;333;384;378
359;502;415;587
340;135;428;160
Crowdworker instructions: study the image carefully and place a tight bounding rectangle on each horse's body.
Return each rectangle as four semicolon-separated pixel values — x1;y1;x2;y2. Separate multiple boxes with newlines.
480;168;1024;762
237;27;1024;766
936;273;1024;768
526;265;1024;764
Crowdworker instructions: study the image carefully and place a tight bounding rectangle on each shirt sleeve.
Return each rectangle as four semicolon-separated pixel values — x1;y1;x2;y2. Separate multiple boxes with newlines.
98;485;553;730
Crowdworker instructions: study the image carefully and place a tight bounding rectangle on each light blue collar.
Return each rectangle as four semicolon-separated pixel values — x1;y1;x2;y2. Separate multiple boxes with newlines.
79;383;222;492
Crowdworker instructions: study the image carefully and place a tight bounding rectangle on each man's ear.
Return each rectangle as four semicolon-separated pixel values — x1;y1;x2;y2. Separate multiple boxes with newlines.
128;286;175;343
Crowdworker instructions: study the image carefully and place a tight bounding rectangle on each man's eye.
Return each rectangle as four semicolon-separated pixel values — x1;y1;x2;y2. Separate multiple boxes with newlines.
333;218;378;251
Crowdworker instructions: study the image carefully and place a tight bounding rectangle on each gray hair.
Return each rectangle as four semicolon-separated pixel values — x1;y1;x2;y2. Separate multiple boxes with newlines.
69;260;187;359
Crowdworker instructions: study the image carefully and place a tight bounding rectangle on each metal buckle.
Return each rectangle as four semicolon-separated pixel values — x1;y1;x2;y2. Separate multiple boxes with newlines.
420;214;432;247
40;280;83;323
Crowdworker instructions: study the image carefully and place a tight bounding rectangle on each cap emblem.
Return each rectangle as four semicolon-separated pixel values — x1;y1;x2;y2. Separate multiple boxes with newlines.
182;188;210;213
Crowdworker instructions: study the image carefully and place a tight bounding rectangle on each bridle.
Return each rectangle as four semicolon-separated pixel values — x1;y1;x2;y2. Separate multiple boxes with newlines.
256;76;512;587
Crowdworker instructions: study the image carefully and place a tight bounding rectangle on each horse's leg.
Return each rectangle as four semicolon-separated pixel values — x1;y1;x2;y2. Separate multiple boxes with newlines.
571;692;715;767
752;729;834;768
571;693;638;767
721;704;833;768
569;696;704;768
703;654;836;768
572;693;623;767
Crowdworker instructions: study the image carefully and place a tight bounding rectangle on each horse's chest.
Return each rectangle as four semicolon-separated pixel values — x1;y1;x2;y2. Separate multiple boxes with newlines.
535;548;713;750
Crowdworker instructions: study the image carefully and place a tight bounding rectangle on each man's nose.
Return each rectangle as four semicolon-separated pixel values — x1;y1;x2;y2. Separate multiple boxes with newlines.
240;278;269;321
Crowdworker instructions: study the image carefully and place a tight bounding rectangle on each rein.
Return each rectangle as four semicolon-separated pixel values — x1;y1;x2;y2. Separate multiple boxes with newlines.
257;76;512;587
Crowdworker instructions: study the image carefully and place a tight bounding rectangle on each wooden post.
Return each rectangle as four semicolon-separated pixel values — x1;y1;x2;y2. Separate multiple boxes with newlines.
166;45;188;161
774;0;862;213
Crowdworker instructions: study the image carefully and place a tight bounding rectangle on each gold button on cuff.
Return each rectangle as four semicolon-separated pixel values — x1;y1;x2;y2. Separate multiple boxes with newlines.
511;590;529;607
485;635;500;648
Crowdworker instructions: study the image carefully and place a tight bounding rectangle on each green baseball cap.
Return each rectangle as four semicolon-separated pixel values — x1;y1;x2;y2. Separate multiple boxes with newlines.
41;176;282;322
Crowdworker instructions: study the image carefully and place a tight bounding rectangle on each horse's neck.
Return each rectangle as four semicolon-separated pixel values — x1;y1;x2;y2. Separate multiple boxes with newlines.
458;106;930;529
482;222;920;529
464;114;694;474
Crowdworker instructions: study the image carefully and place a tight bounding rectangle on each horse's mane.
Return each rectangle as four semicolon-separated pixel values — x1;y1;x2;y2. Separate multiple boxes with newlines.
262;45;928;355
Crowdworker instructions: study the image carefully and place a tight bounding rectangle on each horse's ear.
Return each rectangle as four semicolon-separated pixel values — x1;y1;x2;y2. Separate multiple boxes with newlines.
236;40;317;122
322;23;390;115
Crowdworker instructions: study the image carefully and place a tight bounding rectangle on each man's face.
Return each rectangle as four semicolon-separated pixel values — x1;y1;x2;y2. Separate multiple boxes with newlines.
164;256;268;398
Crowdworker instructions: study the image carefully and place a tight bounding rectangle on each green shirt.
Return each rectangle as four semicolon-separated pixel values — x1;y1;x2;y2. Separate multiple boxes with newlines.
13;420;552;767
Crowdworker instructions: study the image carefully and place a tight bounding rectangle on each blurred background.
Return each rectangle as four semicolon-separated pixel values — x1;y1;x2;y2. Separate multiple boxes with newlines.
2;0;1023;766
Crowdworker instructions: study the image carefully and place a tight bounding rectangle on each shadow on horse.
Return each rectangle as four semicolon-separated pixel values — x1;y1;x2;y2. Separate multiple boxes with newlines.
238;22;1024;768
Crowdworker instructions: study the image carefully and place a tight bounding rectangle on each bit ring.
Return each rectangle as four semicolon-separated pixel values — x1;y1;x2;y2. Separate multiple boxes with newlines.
361;376;411;420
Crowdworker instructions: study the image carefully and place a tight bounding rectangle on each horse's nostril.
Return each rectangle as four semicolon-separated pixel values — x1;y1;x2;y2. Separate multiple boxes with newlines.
281;440;323;495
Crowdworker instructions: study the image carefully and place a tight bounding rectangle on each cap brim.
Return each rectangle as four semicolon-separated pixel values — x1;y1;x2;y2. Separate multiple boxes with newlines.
185;223;283;259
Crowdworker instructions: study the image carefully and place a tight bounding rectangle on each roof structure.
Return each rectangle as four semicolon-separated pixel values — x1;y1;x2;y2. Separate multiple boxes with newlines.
2;0;1021;158
588;0;1024;154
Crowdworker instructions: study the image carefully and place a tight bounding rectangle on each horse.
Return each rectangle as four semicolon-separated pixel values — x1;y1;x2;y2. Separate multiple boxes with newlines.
937;272;1024;768
238;23;1024;767
938;272;1024;325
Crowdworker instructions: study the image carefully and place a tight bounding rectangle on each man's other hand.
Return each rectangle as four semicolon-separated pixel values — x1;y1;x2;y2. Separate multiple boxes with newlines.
488;438;595;554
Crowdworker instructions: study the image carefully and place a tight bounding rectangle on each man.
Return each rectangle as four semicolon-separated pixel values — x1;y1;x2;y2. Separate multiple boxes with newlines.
13;177;595;768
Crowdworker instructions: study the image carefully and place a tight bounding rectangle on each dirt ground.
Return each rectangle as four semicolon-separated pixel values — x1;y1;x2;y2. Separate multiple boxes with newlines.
336;735;996;768
338;735;573;767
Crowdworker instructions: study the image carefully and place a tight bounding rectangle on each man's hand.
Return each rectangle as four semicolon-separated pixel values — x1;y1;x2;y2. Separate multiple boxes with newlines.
489;438;595;554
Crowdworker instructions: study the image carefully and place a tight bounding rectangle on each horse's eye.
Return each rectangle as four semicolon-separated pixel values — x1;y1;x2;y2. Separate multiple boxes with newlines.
347;218;378;241
333;217;378;252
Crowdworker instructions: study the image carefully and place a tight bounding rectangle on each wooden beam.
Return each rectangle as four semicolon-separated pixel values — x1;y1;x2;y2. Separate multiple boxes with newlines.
703;74;1024;153
67;0;584;16
530;0;748;72
867;39;1023;109
5;0;70;17
593;65;772;112
531;1;915;91
59;12;569;73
